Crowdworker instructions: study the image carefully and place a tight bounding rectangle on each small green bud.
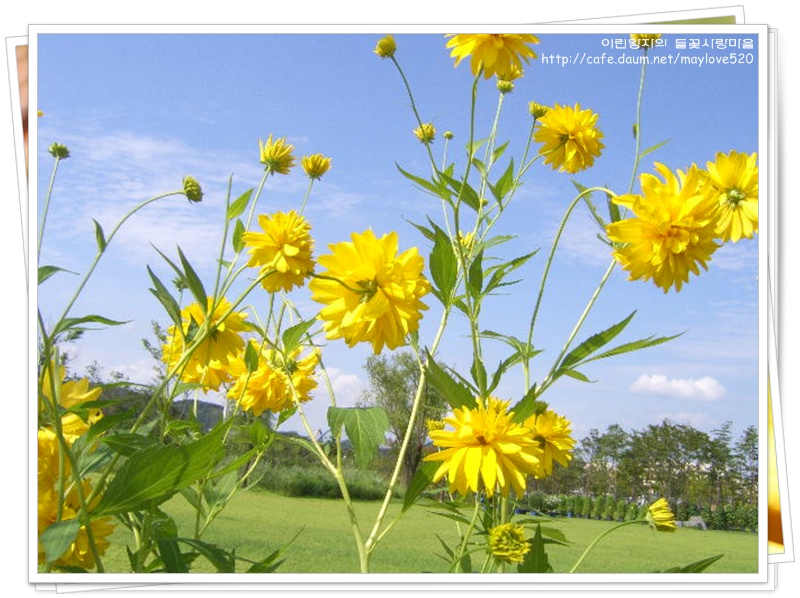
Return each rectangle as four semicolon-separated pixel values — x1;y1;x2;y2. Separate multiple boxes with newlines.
183;176;203;203
48;143;70;159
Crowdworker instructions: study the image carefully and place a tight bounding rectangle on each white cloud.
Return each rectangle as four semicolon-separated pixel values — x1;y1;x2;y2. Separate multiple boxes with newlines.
630;373;726;401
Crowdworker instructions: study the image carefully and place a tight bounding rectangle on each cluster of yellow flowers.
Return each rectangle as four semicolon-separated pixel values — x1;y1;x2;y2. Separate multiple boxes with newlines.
608;151;758;293
162;136;431;414
38;364;115;569
425;397;576;498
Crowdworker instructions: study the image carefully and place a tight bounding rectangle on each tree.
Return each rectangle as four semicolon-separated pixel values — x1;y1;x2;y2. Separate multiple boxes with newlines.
357;351;448;485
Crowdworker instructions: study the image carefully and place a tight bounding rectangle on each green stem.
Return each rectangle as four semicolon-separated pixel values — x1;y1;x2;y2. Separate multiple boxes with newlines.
569;520;642;573
626;57;649;195
451;497;482;572
523;186;615;389
37;155;63;261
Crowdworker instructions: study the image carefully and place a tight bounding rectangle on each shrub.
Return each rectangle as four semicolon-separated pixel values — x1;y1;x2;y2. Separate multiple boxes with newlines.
614;498;628;521
258;465;387;500
591;496;605;519
625;502;640;521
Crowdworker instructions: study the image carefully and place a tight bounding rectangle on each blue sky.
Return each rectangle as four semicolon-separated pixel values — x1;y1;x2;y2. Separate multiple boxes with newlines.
34;30;762;441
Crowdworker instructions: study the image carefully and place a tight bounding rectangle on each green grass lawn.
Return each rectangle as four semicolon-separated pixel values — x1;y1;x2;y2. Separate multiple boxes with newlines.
101;489;758;574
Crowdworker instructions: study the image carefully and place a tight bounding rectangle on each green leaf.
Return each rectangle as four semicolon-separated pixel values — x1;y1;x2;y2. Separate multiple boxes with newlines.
92;219;107;253
178;538;236;572
244;341;259;373
226;189;253;221
489;159;516;203
38;265;77;285
511;384;538;423
438;171;481;212
232;218;246;253
429;226;457;303
396;164;450;201
177;246;208;308
557;311;637;372
402;461;439;512
157;539;189;573
584;333;682;364
466;250;483;301
101;433;159;457
562;369;595;383
52;314;131;337
638;138;671;161
470;353;487;396
282;318;316;354
517;524;553;573
658;554;724;573
246;527;305;573
39;519;81;564
483;250;538;296
327;406;390;468
91;421;229;516
491;140;510;165
147;266;183;328
424;353;476;410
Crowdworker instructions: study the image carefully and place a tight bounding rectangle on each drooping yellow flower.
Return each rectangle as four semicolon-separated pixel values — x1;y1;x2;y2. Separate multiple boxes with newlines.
39;363;103;443
301;153;332;180
533;103;605;174
606;163;721;293
630;33;662;50
413;123;436;144
424;397;542;498
524;409;576;478
228;343;319;416
446;34;540;79
374;34;397;59
163;297;248;391
702;150;758;242
645;498;677;532
242;210;315;293
309;230;430;354
488;523;530;564
259;134;296;174
38;479;115;569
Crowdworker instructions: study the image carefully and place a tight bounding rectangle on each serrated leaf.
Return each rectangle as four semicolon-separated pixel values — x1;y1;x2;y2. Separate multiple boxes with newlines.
438;171;481;212
157;538;189;573
396;164;450;201
101;433;159;457
424;353;476;410
585;333;682;364
489;159;516;203
178;538;235;572
246;527;304;573
470;354;487;396
39;519;81;563
91;421;229;516
327;407;390;468
92;219;107;252
511;384;539;424
226;189;253;221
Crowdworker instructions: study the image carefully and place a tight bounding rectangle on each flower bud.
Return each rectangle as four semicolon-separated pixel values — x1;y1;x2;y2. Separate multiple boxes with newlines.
301;153;332;180
528;102;549;119
413;123;436;144
443;131;454;140
183;176;203;202
48;142;70;159
374;35;397;59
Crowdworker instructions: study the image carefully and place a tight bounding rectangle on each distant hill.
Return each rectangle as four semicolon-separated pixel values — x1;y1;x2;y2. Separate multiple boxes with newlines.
169;399;225;431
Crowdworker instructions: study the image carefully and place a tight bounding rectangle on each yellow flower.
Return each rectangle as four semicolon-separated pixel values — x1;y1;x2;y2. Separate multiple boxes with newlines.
645;498;677;532
426;419;445;434
163;297;249;391
524;409;576;478
38;427;67;486
703;150;758;242
424;397;542;498
446;34;540;79
39;363;103;443
242;210;315;293
301;153;332;180
374;34;397;59
533;103;605;174
228;343;319;416
488;523;530;564
259;134;296;174
606;163;721;293
630;34;662;50
38;479;115;569
413;123;436;144
309;229;430;354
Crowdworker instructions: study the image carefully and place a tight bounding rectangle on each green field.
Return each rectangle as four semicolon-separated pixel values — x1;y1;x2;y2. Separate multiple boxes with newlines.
101;489;758;574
